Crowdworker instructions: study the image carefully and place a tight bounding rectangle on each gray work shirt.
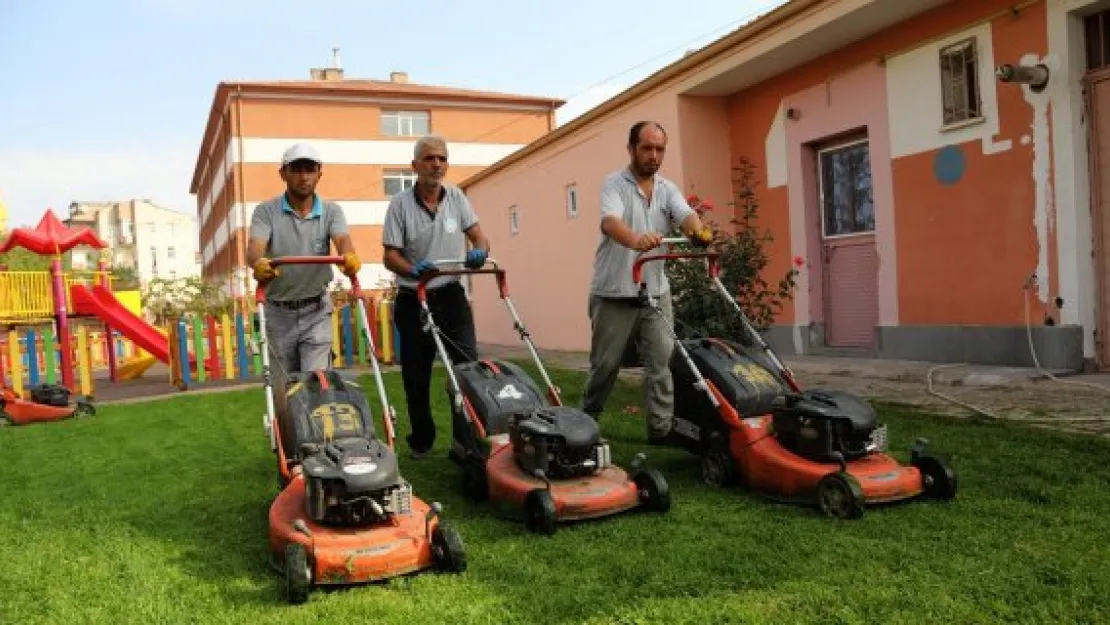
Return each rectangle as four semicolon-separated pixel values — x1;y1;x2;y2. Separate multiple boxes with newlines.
382;184;478;290
590;168;695;298
248;194;349;301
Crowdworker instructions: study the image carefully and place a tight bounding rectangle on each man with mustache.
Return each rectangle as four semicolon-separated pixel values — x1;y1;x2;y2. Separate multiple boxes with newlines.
382;134;491;459
248;142;361;376
581;121;714;445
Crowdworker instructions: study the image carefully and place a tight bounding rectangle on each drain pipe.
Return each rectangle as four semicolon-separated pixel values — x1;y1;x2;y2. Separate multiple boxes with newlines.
996;62;1050;92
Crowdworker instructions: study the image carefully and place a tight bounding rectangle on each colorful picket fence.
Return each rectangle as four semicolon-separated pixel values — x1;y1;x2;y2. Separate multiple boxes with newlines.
168;297;401;389
0;298;403;396
0;324;126;399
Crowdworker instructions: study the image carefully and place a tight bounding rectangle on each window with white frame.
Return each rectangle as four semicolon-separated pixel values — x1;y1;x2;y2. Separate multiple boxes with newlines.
939;37;982;126
383;169;418;196
566;183;578;219
380;110;430;137
167;246;176;260
509;206;519;235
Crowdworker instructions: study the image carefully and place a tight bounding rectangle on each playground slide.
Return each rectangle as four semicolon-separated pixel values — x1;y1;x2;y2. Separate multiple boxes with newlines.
117;355;158;381
69;284;191;370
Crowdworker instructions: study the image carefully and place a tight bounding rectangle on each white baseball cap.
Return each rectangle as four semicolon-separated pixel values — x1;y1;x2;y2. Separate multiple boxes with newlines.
281;142;323;166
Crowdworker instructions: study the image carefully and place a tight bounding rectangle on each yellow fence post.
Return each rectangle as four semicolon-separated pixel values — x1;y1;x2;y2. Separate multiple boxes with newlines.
331;305;341;367
7;330;23;397
221;314;235;380
76;326;93;398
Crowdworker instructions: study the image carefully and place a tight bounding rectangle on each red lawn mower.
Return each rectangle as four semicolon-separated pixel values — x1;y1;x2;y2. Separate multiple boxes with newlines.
0;383;94;426
419;260;670;535
257;256;465;604
633;239;957;520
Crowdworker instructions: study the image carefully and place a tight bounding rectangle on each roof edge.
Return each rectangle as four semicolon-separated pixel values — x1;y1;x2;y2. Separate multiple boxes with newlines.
189;80;566;196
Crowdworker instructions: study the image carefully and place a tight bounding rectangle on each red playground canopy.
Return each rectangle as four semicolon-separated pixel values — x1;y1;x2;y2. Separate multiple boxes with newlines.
0;208;107;255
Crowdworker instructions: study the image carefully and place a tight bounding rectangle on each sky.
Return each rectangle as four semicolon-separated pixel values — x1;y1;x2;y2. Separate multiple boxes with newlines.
0;0;787;230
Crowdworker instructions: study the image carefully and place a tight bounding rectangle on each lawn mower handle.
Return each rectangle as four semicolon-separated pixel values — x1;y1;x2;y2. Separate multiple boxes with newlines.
254;256;362;304
415;259;507;303
632;251;720;285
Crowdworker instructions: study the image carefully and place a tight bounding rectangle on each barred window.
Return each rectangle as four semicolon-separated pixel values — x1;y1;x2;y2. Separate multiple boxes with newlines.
940;38;982;126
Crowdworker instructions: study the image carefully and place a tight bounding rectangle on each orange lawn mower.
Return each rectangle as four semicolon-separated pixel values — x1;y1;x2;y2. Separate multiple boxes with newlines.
0;383;95;426
632;238;957;520
417;260;671;536
256;256;465;604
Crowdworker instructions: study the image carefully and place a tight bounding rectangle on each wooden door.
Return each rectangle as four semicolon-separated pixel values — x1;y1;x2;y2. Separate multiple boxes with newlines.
1086;68;1110;366
818;139;879;348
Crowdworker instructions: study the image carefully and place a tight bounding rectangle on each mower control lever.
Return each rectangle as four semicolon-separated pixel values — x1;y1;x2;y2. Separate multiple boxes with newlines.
431;258;500;270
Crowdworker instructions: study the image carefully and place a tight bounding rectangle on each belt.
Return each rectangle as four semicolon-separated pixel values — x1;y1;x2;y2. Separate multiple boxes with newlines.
267;294;324;310
397;281;462;297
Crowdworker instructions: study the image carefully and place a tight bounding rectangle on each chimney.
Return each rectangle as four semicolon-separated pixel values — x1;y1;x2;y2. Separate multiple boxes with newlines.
309;48;344;81
390;71;409;84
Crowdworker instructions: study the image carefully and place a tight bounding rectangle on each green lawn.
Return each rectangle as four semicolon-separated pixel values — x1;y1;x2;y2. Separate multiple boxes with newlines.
2;363;1109;624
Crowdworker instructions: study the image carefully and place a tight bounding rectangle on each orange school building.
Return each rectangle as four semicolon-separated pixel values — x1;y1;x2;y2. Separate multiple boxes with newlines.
190;57;563;298
461;0;1110;372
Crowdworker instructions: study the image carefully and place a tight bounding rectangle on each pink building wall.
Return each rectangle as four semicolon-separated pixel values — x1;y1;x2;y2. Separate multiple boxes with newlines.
467;88;733;351
778;60;897;328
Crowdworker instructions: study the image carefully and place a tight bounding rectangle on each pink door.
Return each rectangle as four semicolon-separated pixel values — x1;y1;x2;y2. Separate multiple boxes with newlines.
818;139;879;348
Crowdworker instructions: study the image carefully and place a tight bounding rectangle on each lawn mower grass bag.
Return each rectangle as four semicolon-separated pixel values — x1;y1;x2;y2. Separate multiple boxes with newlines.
670;338;791;448
282;370;406;526
449;359;547;448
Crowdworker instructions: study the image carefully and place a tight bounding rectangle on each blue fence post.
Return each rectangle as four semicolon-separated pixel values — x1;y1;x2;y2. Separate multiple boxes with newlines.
177;316;192;387
235;311;249;380
25;329;40;387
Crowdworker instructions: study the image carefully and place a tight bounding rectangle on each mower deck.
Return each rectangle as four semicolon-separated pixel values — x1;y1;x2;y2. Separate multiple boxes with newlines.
0;395;94;426
468;435;670;534
269;475;445;586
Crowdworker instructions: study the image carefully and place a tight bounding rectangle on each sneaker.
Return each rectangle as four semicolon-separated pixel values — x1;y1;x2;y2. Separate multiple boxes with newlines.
409;447;432;460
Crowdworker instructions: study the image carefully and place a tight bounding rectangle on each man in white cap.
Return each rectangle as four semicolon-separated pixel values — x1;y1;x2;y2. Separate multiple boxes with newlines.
247;142;361;375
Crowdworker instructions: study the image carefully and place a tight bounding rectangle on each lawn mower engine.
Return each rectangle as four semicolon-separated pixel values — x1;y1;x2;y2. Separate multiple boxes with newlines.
508;407;612;480
300;437;411;526
771;389;886;463
28;383;71;407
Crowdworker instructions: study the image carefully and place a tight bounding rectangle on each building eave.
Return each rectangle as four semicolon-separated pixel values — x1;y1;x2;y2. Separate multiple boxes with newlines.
459;0;956;190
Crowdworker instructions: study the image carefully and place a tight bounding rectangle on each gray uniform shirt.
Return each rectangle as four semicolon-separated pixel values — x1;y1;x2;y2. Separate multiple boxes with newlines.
590;168;695;298
382;184;478;290
248;194;349;301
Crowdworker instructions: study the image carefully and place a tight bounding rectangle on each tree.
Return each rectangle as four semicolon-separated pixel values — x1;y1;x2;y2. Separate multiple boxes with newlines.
110;265;141;291
663;157;799;344
0;247;53;271
142;276;234;326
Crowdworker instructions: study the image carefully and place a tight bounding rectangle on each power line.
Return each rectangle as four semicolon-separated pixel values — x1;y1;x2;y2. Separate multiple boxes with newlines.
462;2;789;143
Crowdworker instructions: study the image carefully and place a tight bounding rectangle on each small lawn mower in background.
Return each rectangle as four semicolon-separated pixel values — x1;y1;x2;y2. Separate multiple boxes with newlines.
633;238;957;520
256;256;466;605
0;382;94;426
418;259;670;536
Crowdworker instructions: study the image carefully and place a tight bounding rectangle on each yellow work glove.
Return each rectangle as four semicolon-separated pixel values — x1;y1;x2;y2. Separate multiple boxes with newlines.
690;226;714;248
253;257;279;283
341;252;362;278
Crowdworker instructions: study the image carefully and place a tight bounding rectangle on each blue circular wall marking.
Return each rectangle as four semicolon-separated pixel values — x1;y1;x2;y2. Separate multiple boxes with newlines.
934;144;966;185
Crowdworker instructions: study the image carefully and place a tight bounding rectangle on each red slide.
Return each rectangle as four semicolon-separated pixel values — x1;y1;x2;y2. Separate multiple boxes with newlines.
70;284;196;368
